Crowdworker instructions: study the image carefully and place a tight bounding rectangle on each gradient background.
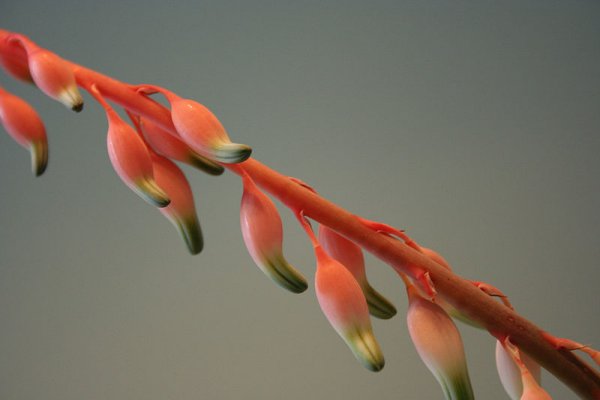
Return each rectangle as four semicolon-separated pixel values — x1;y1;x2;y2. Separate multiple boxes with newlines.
1;1;598;399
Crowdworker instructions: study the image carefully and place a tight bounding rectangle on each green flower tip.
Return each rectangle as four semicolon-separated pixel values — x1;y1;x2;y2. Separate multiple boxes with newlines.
174;215;204;255
187;153;225;176
346;327;385;372
263;254;308;294
136;178;170;208
363;283;397;320
213;142;252;164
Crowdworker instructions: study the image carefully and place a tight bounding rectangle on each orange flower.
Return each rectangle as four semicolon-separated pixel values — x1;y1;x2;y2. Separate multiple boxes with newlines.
151;153;203;254
139;116;224;175
170;98;250;163
318;225;396;319
240;174;307;293
27;47;83;111
106;109;169;207
0;88;47;175
406;285;474;399
314;246;384;371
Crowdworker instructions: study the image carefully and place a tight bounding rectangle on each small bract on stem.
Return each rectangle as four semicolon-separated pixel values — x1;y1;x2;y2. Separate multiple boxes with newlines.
0;28;599;399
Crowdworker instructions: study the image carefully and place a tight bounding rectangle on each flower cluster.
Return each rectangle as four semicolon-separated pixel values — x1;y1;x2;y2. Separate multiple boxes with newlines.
2;29;599;400
95;87;250;253
0;32;250;254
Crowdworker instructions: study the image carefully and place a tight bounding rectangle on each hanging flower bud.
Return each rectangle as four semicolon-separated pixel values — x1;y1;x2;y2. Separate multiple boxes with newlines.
314;245;385;372
496;340;542;400
406;285;475;400
0;88;48;176
0;40;32;82
106;109;170;207
318;225;396;319
139;116;224;176
26;46;83;111
151;153;203;254
240;174;307;293
170;97;251;163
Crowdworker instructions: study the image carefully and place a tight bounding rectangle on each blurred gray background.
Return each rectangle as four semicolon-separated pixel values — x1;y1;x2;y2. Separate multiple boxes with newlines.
1;1;598;399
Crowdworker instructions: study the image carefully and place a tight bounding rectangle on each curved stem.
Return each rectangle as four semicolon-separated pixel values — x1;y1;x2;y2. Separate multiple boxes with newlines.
1;29;599;399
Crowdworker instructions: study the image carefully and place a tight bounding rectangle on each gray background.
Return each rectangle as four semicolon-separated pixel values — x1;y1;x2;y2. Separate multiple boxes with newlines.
0;1;598;399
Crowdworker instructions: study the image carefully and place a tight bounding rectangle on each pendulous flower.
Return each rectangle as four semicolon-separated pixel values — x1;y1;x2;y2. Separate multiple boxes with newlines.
318;224;396;319
314;245;385;372
406;284;475;400
139;116;224;175
106;109;169;208
170;97;251;164
240;174;307;293
495;340;542;400
0;88;48;175
25;45;83;111
151;153;203;254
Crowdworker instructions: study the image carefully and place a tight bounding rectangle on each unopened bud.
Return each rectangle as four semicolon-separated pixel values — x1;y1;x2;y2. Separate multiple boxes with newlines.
27;48;83;111
170;98;251;163
0;89;48;175
319;225;396;319
315;246;384;372
139;116;224;176
152;154;203;254
106;110;169;207
406;286;474;399
496;340;543;400
240;174;307;293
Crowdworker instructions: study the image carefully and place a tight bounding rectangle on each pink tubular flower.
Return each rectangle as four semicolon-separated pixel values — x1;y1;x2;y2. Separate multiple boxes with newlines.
0;88;48;176
318;224;396;319
25;46;83;112
106;109;169;207
406;285;475;399
496;340;542;400
139;116;224;175
314;245;385;372
170;97;251;164
240;174;307;293
151;153;203;254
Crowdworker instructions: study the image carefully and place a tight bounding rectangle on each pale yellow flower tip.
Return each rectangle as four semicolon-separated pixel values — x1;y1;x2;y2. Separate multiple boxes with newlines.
345;326;385;372
213;142;252;164
135;178;170;208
